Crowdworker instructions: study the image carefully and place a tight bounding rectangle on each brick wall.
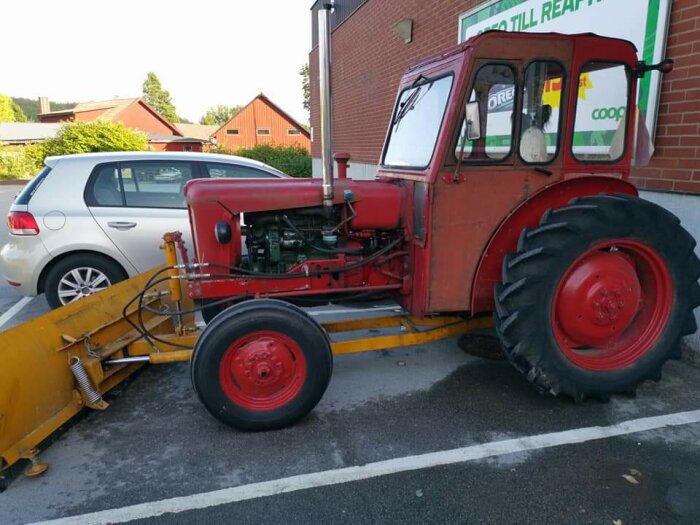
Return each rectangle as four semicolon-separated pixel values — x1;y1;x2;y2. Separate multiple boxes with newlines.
310;0;482;163
631;0;700;194
310;0;700;195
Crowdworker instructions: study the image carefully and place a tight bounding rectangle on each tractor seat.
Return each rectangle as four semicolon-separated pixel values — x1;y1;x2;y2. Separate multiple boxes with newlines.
520;126;548;163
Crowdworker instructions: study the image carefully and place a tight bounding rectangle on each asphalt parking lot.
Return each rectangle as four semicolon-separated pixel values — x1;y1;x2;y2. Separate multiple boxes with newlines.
1;182;700;524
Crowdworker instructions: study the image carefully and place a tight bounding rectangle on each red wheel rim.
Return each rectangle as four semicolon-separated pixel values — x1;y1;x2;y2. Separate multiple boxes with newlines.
219;331;307;411
551;240;673;371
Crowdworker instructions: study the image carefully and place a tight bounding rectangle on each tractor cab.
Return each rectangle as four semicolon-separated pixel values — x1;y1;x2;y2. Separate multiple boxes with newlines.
377;32;665;316
379;31;644;184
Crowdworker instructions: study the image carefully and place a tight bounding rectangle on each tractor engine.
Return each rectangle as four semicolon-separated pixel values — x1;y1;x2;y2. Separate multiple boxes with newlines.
184;177;406;303
245;206;376;274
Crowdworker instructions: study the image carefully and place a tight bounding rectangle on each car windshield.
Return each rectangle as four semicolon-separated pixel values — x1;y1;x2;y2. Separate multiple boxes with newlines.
383;75;453;169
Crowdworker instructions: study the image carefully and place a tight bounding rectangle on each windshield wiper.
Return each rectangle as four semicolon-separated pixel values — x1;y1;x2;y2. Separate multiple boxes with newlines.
393;80;434;129
393;87;422;127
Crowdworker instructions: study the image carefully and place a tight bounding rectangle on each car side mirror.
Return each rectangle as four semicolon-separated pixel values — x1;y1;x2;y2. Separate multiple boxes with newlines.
466;102;481;141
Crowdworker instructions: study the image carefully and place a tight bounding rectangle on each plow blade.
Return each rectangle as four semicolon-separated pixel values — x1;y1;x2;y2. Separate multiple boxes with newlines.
0;268;195;475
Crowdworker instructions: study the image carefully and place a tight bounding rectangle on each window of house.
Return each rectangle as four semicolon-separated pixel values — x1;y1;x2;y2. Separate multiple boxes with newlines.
257;129;271;136
205;163;278;179
183;145;193;152
87;162;194;209
572;62;630;162
288;129;301;135
519;61;564;164
226;129;239;135
456;64;516;161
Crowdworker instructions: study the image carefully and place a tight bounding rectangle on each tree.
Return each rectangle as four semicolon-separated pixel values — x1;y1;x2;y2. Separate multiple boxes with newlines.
12;97;75;122
11;101;28;122
0;94;27;122
31;121;148;164
300;63;310;114
142;72;178;123
199;105;243;126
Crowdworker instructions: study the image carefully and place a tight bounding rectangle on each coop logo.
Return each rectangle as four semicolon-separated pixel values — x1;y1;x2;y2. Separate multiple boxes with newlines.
592;106;626;121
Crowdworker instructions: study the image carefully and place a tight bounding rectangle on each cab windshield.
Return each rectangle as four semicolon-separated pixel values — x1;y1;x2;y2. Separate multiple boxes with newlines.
383;74;453;169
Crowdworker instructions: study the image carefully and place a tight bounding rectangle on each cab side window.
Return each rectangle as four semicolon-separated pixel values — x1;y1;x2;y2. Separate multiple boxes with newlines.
520;61;564;164
456;64;516;161
572;62;630;162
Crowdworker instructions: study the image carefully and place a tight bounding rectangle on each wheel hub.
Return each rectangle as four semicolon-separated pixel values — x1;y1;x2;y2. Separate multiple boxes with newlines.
58;267;110;305
556;251;642;346
219;331;307;411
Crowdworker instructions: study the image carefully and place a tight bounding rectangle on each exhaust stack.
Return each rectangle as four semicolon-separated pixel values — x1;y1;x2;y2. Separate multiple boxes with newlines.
318;3;334;209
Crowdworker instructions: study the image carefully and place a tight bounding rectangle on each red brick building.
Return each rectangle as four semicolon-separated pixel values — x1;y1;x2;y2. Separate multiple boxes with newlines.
39;98;205;152
308;0;699;191
212;94;311;152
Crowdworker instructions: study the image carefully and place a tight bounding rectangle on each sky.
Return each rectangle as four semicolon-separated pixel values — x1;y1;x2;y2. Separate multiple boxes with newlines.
1;0;312;124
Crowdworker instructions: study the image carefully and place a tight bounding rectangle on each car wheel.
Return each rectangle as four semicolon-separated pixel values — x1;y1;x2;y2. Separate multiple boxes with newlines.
45;254;127;309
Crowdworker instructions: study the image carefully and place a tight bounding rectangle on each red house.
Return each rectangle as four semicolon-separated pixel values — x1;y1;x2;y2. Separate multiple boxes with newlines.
39;98;205;152
212;94;310;152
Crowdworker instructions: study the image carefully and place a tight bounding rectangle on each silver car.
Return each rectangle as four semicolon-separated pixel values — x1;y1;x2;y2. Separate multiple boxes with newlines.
0;151;287;308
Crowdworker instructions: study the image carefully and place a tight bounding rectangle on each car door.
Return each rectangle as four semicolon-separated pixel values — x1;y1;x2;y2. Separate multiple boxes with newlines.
86;161;196;272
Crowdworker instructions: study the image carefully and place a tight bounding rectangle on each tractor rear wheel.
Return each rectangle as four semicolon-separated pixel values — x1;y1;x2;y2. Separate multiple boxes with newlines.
191;299;332;430
495;194;700;401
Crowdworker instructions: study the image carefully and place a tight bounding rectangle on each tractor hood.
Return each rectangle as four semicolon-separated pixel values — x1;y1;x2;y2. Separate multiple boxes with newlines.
185;177;404;230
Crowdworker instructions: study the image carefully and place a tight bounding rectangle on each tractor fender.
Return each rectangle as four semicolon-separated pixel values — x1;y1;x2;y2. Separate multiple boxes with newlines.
470;176;638;314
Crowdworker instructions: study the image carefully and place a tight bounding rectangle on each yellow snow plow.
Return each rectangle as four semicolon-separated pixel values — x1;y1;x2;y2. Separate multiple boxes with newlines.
0;237;198;476
0;233;489;479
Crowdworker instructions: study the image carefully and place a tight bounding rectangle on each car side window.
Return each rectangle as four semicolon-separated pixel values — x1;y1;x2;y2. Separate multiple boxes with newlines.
121;162;194;208
205;163;277;179
91;165;123;206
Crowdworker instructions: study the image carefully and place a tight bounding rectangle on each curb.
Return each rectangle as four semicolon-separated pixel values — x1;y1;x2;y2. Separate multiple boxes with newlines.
681;340;700;368
0;180;27;186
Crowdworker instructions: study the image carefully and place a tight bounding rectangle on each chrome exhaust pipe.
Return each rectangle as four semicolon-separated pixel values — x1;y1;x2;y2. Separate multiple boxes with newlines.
318;2;334;209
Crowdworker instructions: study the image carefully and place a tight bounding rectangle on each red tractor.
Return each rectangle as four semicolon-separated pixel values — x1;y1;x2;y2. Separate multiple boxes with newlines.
182;10;699;430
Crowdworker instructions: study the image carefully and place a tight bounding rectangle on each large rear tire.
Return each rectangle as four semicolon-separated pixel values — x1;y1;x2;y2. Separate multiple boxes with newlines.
495;194;700;401
191;299;332;430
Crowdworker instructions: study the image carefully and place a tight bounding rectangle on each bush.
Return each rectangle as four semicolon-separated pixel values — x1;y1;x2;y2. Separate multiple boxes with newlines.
231;144;312;178
0;145;43;180
36;121;149;162
0;121;149;180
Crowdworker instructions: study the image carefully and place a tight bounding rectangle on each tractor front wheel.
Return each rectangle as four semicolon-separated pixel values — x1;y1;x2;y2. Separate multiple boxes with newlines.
495;194;700;401
191;299;332;430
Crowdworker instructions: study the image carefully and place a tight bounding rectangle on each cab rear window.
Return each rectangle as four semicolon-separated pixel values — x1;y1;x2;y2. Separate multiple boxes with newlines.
14;166;51;205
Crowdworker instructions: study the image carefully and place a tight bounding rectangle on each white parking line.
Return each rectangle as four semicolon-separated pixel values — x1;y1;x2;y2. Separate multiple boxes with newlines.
32;408;700;525
0;296;33;329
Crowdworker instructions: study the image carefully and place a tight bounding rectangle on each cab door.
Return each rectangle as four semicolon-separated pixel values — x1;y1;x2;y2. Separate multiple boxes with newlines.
427;36;573;312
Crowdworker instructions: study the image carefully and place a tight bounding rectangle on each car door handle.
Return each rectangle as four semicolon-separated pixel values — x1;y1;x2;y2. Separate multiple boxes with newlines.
107;221;137;230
